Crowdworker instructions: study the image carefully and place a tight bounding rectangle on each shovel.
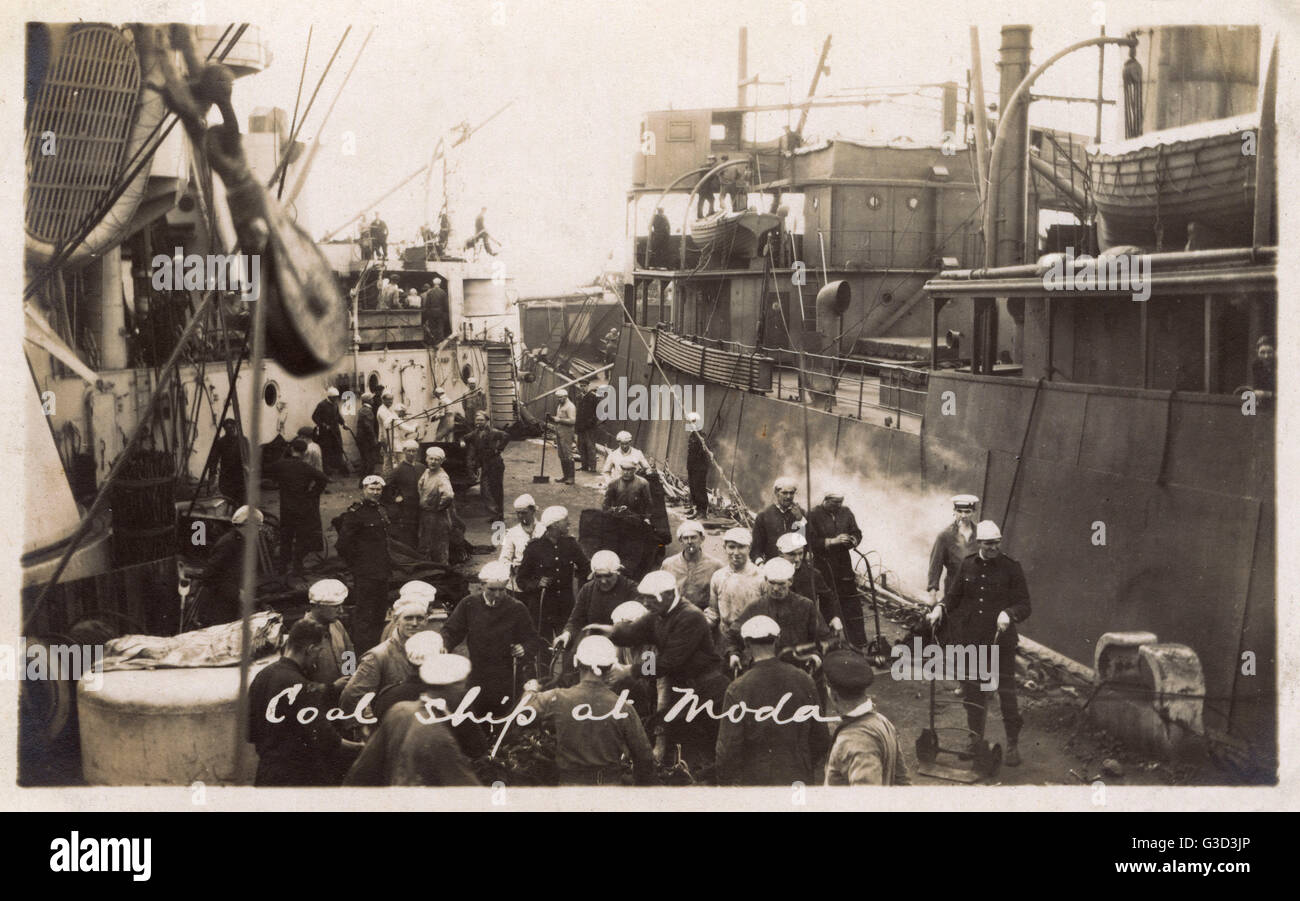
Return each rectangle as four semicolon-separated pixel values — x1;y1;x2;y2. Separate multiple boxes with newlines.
533;426;552;484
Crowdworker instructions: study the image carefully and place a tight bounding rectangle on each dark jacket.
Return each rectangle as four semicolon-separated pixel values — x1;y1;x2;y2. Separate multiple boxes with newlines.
248;657;350;786
312;399;343;437
335;499;391;579
793;561;842;626
265;457;327;521
603;475;651;516
441;593;542;680
466;425;509;467
575;390;600;432
727;591;831;659
687;431;709;474
385;461;426;524
533;673;656;785
825;702;910;785
750;503;805;563
806;504;862;580
356;404;379;453
516;534;591;600
715;657;830;785
611;600;720;683
343;699;480;787
941;551;1031;646
564;574;640;635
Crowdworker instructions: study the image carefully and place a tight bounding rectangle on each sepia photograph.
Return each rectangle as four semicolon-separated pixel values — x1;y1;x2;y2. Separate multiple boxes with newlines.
1;0;1293;843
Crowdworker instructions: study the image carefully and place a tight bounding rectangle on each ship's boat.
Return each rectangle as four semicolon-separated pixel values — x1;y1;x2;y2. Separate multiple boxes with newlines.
689;210;781;258
1088;113;1258;251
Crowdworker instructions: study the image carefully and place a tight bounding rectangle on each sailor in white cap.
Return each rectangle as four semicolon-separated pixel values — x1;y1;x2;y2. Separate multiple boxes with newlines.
355;390;382;476
573;377;600;473
376;390;400;462
661;519;723;610
725;556;832;668
430;386;458;441
715;613;829;786
555;549;638;650
523;635;656;785
499;493;545;585
927;493;981;607
545;386;578;484
380;580;440;641
335;477;392;650
706;527;763;642
750;476;807;564
340;593;430;716
517;505;590;639
386;439;427;548
927;519;1030;766
417;446;455;564
806;486;864;644
314;386;348;476
343;653;481;787
778;531;844;637
599;568;728;767
601;429;650;481
303;578;355;688
440;560;542;717
684;410;711;518
602;458;652;518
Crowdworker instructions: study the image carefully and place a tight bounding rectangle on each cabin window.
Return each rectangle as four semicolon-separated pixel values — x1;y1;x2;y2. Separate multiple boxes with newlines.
668;121;694;142
709;123;727;141
263;381;279;407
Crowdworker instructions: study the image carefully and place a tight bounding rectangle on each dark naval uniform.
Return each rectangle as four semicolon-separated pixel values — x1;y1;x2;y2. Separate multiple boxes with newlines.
941;551;1031;744
312;399;347;475
516;534;591;639
686;430;710;516
793;561;842;633
726;591;831;662
749;503;805;563
441;591;543;717
335;498;392;652
248;657;353;786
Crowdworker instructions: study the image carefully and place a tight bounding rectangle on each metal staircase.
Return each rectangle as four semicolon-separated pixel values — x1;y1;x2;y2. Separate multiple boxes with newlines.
484;342;518;427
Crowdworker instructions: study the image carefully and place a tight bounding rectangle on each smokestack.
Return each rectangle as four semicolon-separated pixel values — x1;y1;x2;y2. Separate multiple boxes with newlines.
941;81;958;136
738;27;748;107
995;25;1032;266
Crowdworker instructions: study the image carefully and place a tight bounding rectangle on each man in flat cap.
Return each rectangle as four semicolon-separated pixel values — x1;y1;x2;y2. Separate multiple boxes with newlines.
928;519;1030;766
822;649;909;785
806;488;864;645
517;506;591;640
524;636;657;785
344;654;482;786
335;475;392;652
601;430;650;482
661;520;723;611
928;494;981;609
750;476;807;564
466;411;511;522
715;615;830;785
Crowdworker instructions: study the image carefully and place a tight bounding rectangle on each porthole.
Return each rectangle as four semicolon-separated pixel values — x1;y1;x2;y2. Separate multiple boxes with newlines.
263;380;279;406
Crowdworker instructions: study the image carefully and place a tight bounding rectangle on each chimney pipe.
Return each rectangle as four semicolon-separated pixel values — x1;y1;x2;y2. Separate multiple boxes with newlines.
941;81;958;136
738;27;748;107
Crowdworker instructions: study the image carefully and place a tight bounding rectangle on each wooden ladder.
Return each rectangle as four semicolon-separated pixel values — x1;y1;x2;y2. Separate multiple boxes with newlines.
484;342;518;428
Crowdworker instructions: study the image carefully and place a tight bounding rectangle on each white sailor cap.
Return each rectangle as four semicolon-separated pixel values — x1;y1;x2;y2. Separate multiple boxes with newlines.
398;580;437;604
308;579;348;605
326;386;341;398
232;505;263;525
676;520;705;539
433;387;446;396
763;557;796;581
610;600;648;624
574;636;618;669
722;527;752;547
513;493;536;510
425;446;446;462
976;520;1002;541
952;494;980;510
773;476;799;492
637;570;678;598
616;431;633;443
362;475;385;489
392;596;429;619
540;505;568;528
405;631;444;665
822;487;846;499
479;560;512;586
467;377;478;386
776;532;807;554
590;550;621;574
740;615;781;641
419;654;471;686
401;439;421;451
554;388;568;398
